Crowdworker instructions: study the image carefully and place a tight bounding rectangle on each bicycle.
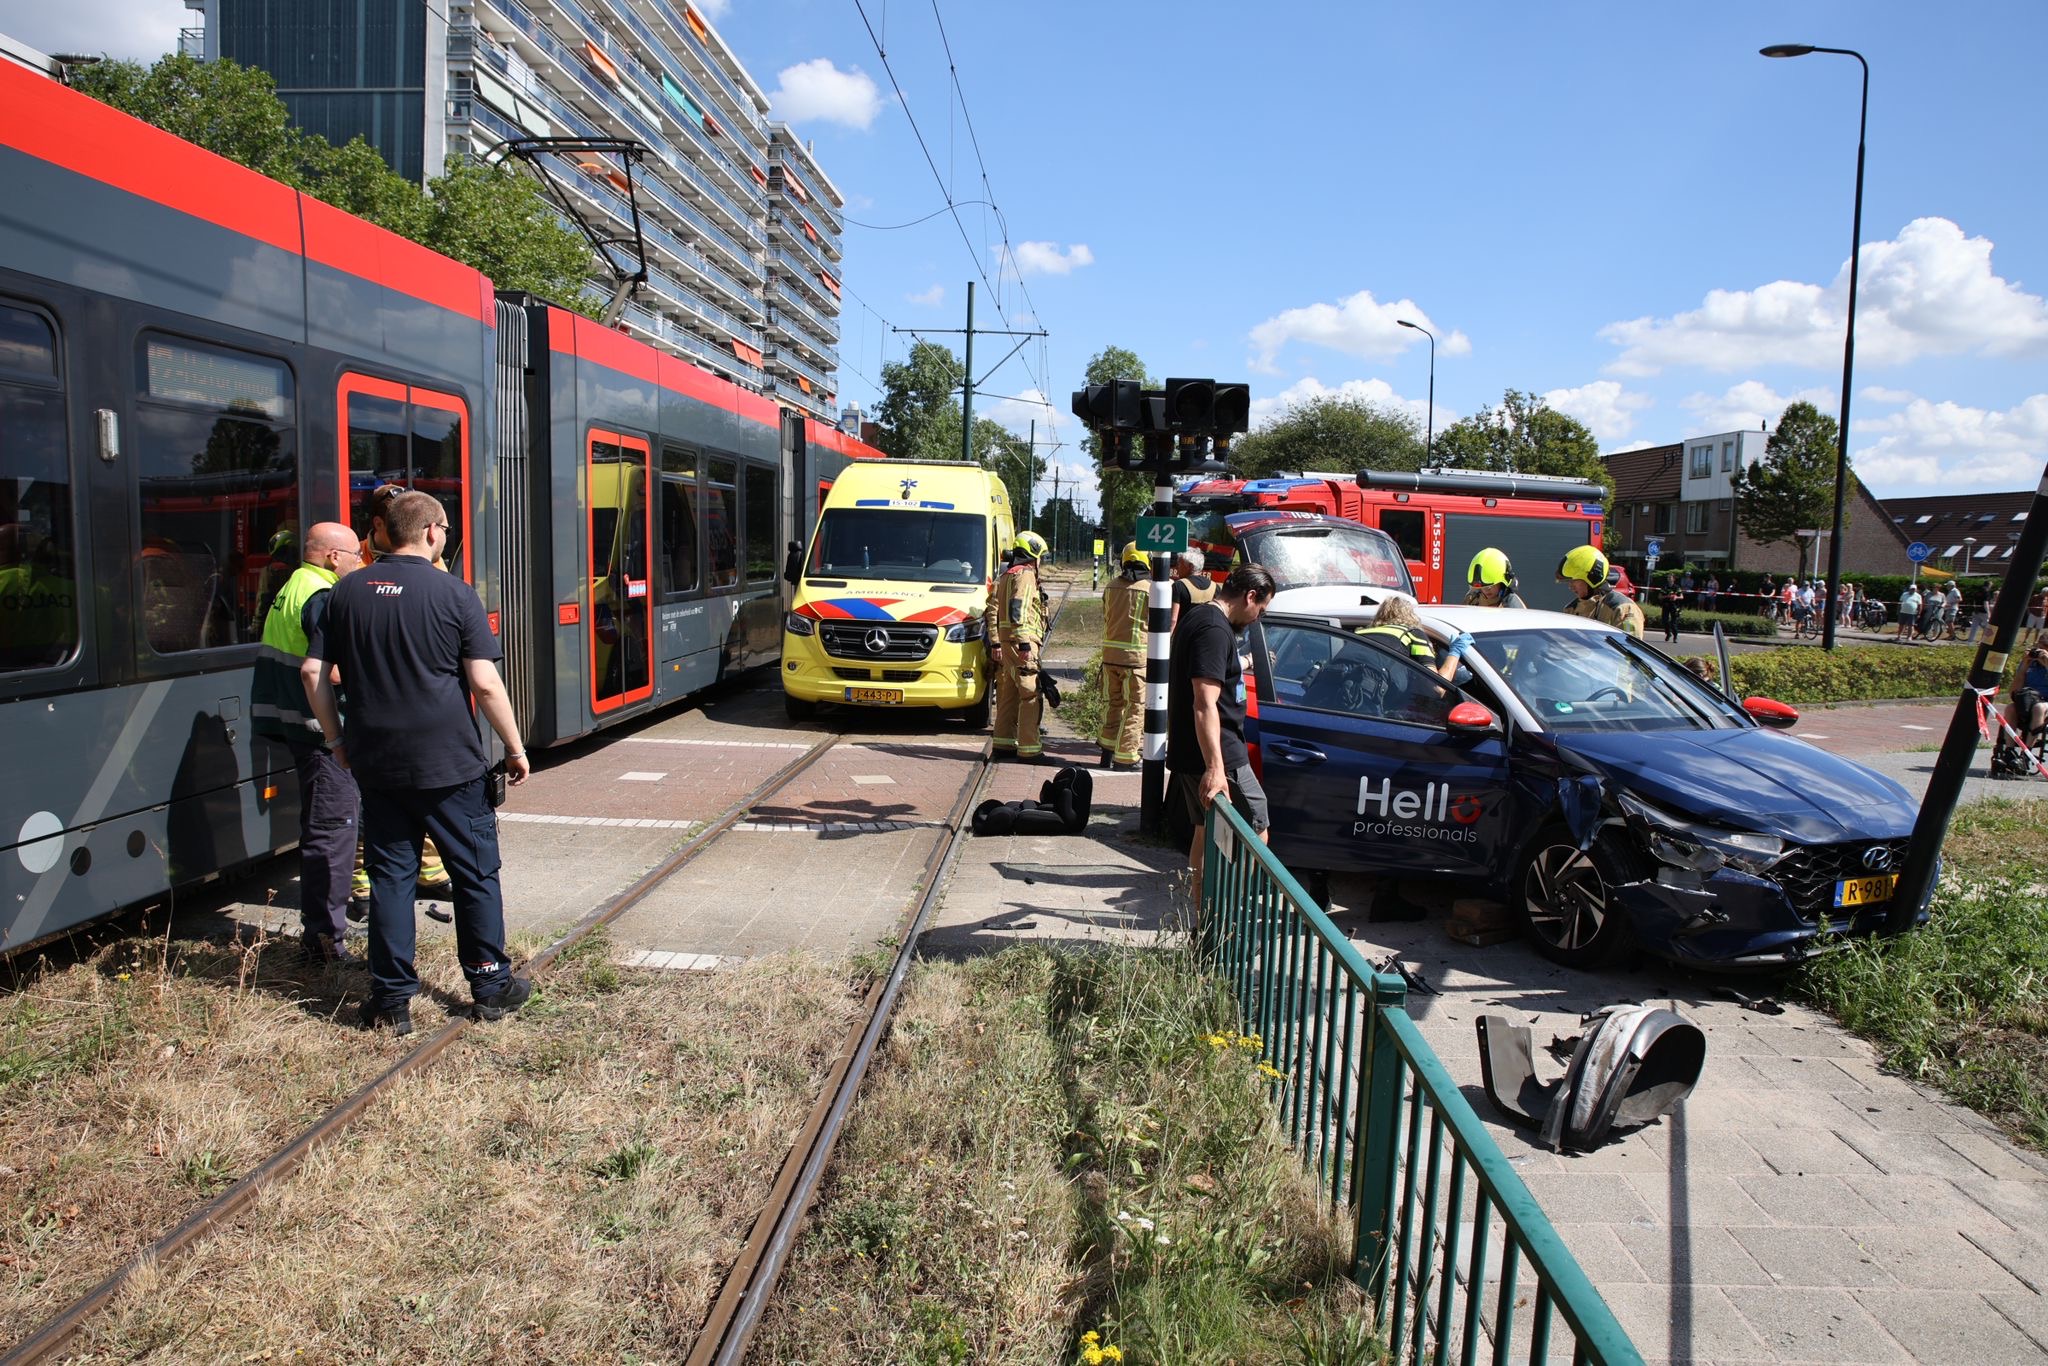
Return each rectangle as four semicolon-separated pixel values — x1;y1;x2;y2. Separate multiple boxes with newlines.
1791;608;1821;640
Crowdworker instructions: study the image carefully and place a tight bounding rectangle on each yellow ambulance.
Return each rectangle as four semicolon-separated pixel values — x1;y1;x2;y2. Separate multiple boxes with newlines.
781;459;1013;724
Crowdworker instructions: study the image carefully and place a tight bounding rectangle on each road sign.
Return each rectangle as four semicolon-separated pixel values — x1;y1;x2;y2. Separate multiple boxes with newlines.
1906;541;1932;563
1644;537;1663;557
1135;515;1188;554
1092;538;1105;557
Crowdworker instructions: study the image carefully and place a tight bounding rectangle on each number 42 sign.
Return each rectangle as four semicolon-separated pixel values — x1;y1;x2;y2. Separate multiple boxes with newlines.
1135;515;1188;554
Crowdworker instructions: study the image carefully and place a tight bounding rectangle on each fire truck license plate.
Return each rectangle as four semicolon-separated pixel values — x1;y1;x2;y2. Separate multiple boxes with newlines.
1833;874;1898;909
845;687;903;704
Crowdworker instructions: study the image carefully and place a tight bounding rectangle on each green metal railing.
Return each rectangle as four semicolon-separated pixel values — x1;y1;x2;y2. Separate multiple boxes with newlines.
1199;801;1642;1366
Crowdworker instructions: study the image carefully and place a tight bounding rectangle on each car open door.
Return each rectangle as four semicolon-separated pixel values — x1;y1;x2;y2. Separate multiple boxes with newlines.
1252;617;1511;880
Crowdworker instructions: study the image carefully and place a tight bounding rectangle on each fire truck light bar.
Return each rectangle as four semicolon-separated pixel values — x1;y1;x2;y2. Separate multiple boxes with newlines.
1356;467;1610;503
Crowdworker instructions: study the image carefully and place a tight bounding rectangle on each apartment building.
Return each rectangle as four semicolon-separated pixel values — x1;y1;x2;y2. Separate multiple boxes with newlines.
190;0;843;422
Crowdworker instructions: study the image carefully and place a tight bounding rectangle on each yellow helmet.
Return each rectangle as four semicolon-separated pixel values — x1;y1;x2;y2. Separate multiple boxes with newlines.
1014;530;1049;561
1120;540;1148;570
1467;547;1514;588
1557;544;1609;586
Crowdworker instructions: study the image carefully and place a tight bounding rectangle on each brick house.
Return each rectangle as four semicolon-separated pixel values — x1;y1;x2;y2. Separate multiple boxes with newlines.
1879;491;2035;577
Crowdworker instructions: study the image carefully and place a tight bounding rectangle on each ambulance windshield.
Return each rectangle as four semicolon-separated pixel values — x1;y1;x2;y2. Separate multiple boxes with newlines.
807;509;987;584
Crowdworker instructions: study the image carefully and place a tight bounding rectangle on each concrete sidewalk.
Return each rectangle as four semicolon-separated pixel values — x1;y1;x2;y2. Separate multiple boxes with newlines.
928;602;2048;1362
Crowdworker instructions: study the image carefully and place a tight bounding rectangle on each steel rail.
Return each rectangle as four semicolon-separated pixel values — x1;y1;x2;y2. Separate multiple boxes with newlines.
0;728;845;1366
687;577;1076;1365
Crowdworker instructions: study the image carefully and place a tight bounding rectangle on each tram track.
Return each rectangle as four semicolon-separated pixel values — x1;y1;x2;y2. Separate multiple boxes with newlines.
3;577;1076;1364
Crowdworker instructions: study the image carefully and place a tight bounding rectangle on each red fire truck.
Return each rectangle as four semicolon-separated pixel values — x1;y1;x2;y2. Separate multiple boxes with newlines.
1179;467;1616;604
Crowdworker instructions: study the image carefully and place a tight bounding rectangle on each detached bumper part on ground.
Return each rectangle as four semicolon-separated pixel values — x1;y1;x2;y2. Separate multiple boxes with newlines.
1478;1005;1708;1153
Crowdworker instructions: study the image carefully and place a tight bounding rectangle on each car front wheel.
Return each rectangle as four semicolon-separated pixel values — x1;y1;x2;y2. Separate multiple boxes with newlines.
1515;827;1636;969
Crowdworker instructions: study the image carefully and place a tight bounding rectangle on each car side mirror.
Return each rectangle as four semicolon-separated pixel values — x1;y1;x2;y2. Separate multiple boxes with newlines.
1447;700;1500;734
1742;696;1799;730
782;540;803;587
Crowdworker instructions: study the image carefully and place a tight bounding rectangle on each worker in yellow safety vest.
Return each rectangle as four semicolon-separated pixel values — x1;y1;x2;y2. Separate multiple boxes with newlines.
1097;541;1149;771
994;531;1048;761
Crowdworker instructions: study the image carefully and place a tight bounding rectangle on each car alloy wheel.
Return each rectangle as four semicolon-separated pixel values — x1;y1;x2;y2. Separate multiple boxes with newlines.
1516;827;1635;969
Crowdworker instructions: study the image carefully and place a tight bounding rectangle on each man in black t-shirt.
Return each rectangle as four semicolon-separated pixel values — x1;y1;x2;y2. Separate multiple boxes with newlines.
305;491;533;1035
1167;564;1276;884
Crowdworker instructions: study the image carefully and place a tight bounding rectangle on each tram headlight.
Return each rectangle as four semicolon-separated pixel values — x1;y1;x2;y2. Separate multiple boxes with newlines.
944;619;985;644
784;611;815;637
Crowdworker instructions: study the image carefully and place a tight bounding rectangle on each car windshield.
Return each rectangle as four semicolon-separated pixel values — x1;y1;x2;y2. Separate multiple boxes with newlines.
1242;524;1410;592
806;509;986;584
1472;628;1747;731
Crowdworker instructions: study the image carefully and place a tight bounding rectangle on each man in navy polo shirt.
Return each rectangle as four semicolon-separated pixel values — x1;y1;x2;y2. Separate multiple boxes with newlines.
303;490;532;1034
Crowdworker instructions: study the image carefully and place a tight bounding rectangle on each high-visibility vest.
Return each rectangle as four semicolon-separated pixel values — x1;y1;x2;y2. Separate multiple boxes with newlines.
1356;622;1434;662
252;562;339;741
1180;575;1216;606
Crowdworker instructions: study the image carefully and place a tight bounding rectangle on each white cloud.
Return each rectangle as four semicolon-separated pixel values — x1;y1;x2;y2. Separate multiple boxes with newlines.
1681;380;1836;436
1853;394;2048;492
981;388;1052;435
1607;439;1657;455
1539;380;1654;444
0;0;180;61
1247;291;1469;375
905;283;944;307
693;0;730;15
768;59;884;130
1246;376;1443;434
1003;241;1094;277
1861;385;1915;405
1601;217;2048;376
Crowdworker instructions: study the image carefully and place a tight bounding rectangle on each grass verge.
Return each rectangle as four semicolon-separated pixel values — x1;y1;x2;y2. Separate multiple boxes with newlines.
754;945;1376;1364
65;945;864;1361
1680;642;2019;704
1799;798;2048;1149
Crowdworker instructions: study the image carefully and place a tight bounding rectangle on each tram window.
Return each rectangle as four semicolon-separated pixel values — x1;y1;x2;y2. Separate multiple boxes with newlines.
744;463;775;582
1380;509;1426;563
136;336;296;655
659;447;699;595
342;377;470;580
0;303;77;674
705;456;739;590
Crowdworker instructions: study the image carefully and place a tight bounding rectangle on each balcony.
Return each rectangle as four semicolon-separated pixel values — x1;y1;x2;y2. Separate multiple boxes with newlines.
616;0;767;145
620;301;764;388
622;254;764;352
473;0;764;247
591;0;766;154
766;342;831;391
522;0;764;212
770;248;838;312
769;159;840;233
764;377;833;421
770;209;838;272
768;278;840;346
765;313;835;369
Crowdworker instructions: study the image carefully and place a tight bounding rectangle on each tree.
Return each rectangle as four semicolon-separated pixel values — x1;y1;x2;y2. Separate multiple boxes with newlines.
1230;395;1425;481
872;340;966;462
1431;389;1611;491
74;53;597;316
982;420;1041;528
1079;345;1157;547
1733;401;1853;552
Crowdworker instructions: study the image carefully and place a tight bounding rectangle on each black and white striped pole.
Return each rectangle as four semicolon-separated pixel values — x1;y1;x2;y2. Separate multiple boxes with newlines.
1140;459;1175;834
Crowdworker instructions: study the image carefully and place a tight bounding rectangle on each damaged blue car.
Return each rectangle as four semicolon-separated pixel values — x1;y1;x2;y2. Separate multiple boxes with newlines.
1246;607;1931;970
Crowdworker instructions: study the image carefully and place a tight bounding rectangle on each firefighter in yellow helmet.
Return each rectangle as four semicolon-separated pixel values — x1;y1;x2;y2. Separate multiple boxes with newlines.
1464;547;1527;608
994;530;1049;761
1097;541;1149;770
1558;544;1645;638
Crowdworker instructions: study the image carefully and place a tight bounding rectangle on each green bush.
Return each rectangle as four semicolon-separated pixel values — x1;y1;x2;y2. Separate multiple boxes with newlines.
1684;643;2012;703
1669;609;1778;638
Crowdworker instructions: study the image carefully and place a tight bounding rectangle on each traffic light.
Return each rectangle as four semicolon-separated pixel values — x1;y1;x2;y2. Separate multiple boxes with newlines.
1071;379;1141;430
1077;377;1250;471
1164;378;1214;432
1211;383;1250;462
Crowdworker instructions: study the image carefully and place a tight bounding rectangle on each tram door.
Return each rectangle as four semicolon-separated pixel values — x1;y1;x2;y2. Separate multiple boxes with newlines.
780;409;806;613
338;374;474;583
586;429;652;714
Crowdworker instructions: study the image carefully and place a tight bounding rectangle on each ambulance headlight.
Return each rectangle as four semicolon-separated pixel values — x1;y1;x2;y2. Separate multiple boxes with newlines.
784;612;815;637
944;619;985;644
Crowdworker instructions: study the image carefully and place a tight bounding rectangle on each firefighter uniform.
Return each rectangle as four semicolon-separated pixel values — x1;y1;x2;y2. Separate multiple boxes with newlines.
1464;586;1528;608
1097;547;1147;768
994;536;1047;759
1565;587;1646;638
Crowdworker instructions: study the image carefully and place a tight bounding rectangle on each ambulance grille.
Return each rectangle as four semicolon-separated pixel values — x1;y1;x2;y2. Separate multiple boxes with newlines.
819;623;937;661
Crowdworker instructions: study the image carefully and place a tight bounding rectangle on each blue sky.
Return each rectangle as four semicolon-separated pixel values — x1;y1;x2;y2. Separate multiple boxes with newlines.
12;0;2045;517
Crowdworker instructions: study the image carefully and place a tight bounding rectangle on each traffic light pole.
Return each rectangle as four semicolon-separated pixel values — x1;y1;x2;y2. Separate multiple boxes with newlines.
1141;469;1175;835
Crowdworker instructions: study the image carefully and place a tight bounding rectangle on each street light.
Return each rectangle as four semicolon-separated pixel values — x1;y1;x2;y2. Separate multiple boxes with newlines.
1397;319;1435;462
1963;535;1977;577
1762;41;1868;652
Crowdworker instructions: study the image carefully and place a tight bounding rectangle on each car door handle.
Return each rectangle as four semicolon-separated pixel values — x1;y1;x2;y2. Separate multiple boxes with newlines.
1265;739;1326;763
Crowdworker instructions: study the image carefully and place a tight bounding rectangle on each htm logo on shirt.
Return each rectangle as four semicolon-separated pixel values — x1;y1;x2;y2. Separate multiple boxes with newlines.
369;580;404;596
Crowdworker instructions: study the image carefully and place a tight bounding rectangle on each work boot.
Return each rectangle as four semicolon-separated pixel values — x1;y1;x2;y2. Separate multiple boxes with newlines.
358;1000;415;1036
301;933;360;968
474;975;534;1021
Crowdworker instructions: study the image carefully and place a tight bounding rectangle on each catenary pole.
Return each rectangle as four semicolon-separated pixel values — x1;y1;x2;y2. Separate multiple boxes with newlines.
1889;461;2048;929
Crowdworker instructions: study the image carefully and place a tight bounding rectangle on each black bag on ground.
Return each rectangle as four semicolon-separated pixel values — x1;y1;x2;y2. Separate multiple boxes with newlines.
969;764;1093;837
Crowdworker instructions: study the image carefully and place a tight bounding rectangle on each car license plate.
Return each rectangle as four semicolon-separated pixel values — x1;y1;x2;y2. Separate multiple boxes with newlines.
1833;874;1898;909
844;686;903;704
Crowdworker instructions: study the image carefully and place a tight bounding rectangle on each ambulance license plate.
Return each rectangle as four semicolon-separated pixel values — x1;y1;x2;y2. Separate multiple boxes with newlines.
1833;874;1898;909
845;686;904;704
